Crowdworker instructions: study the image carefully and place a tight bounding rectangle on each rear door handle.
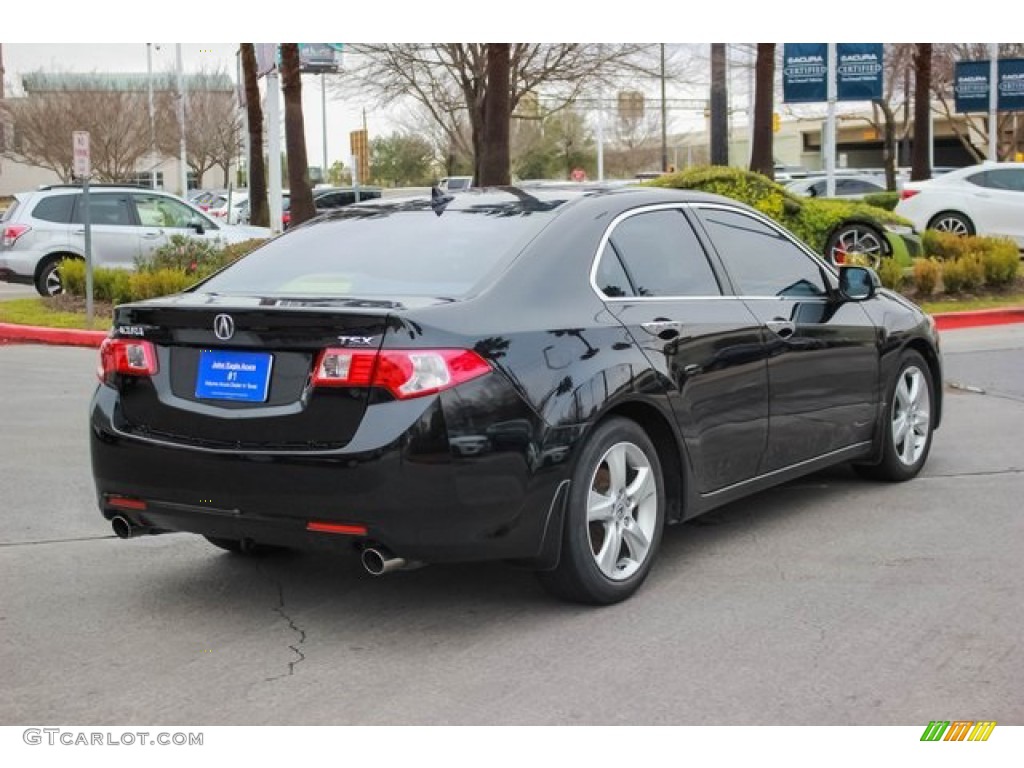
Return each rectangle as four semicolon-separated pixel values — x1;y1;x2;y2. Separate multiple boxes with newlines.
641;319;685;339
766;319;795;339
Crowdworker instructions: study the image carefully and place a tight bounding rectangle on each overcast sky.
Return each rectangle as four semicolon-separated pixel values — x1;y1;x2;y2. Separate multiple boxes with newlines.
2;43;382;171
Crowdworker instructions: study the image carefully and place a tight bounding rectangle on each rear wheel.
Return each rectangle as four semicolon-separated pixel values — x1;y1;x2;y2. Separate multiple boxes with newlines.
35;257;67;297
537;417;665;605
927;211;974;237
856;350;935;481
203;536;287;556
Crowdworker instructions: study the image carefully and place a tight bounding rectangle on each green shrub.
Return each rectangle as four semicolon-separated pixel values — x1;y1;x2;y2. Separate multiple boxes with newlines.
941;255;985;294
877;258;905;290
922;230;973;260
862;191;900;211
646;166;910;255
912;258;941;296
139;234;224;274
218;238;265;265
59;258;87;295
979;238;1020;287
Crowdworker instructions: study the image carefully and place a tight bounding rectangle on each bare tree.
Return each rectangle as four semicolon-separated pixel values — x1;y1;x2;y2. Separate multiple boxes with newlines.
280;44;315;227
750;43;775;177
340;44;653;182
1;76;156;182
240;44;268;227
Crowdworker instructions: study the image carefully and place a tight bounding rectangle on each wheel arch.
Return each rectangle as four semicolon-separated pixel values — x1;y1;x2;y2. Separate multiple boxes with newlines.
33;251;83;283
903;338;943;431
926;209;975;235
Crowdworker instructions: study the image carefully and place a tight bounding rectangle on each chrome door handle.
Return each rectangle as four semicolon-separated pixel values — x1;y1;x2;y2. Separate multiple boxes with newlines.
641;319;684;339
766;319;795;339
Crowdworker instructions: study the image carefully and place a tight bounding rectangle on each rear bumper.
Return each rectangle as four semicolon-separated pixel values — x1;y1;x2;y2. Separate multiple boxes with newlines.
90;383;568;563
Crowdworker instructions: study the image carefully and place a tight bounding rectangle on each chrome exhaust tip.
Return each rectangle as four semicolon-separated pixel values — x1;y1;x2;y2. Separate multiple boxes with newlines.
361;547;423;576
111;516;135;539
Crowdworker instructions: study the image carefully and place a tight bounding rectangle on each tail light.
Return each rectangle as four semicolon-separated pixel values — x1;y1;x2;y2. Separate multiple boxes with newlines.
97;338;159;385
2;224;31;247
312;348;491;399
899;190;920;201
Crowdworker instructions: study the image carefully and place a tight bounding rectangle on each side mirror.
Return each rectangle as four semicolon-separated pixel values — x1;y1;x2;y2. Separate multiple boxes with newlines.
189;218;205;235
838;265;879;301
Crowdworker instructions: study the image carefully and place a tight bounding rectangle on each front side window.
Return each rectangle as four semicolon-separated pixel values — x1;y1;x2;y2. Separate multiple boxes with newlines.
133;194;204;228
597;209;721;298
697;207;827;297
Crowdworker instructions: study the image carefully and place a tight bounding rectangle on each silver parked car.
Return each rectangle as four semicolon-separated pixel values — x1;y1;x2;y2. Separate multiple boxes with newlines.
0;185;272;296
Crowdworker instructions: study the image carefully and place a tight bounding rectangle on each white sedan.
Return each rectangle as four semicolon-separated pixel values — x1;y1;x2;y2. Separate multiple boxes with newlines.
895;162;1024;248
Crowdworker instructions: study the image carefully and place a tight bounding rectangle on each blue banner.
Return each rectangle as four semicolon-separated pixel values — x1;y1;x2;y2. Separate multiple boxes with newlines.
955;60;991;113
783;43;828;104
837;43;884;101
998;58;1024;111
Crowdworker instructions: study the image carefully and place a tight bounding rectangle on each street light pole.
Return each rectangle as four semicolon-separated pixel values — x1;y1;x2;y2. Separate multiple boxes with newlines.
660;43;668;172
147;43;157;189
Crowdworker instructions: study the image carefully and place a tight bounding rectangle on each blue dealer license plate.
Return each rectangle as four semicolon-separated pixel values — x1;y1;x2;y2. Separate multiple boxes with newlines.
195;350;273;403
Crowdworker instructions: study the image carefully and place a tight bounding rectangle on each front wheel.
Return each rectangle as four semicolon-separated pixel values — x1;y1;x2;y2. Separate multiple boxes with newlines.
826;224;886;268
927;211;974;237
537;417;665;605
856;350;935;481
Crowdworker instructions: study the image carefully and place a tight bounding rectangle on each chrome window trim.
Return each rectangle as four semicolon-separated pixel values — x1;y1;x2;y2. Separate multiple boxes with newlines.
588;202;727;303
589;200;840;304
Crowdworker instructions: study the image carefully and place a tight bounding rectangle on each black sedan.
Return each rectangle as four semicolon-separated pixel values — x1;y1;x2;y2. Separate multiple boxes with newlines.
90;186;942;604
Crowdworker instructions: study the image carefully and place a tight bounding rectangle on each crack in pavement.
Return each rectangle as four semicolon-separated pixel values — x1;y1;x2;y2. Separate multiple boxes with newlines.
0;534;116;548
923;468;1024;479
257;562;307;683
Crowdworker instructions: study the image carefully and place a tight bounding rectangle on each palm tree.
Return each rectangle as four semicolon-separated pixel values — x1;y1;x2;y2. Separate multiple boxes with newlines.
750;43;776;178
911;44;932;181
240;44;268;227
280;44;315;227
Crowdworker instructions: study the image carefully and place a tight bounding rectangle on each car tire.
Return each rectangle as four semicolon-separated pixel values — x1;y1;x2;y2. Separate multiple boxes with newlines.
537;417;665;605
927;211;974;237
203;536;287;556
825;224;886;268
35;256;67;297
856;350;935;482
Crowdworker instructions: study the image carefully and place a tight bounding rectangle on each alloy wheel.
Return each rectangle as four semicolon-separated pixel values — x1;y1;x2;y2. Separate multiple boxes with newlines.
891;365;931;466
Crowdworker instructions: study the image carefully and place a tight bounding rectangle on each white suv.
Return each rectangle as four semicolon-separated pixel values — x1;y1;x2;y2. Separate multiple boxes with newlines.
0;185;273;296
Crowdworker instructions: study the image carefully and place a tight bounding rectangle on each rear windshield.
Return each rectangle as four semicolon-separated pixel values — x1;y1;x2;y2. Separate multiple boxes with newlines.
1;198;21;223
198;198;565;299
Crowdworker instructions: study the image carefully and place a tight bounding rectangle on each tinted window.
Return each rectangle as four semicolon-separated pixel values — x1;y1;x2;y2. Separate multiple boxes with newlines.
697;207;827;297
977;169;1024;191
839;179;882;194
594;243;634;297
31;194;76;223
133;194;205;228
71;194;134;226
603;209;720;297
198;199;564;298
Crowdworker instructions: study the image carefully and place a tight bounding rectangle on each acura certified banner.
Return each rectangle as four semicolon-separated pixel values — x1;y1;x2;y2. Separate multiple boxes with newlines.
955;58;1024;112
784;44;884;104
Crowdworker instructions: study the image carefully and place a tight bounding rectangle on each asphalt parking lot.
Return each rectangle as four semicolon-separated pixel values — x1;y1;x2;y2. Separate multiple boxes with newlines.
0;325;1021;725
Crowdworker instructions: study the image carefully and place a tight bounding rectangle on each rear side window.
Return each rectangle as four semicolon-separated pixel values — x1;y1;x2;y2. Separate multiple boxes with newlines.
31;194;76;223
599;209;721;297
198;200;564;298
71;194;135;226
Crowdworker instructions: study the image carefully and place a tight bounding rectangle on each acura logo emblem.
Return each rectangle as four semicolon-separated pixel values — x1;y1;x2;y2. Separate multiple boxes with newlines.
213;314;235;341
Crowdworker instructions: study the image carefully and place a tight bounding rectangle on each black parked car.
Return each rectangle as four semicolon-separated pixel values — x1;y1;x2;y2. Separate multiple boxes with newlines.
90;186;942;604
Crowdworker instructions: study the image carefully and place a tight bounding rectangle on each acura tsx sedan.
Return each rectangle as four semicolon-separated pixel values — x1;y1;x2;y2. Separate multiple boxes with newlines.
90;185;942;604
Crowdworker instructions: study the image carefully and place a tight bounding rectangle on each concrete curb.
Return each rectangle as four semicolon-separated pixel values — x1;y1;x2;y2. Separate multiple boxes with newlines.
0;323;107;348
3;307;1024;348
